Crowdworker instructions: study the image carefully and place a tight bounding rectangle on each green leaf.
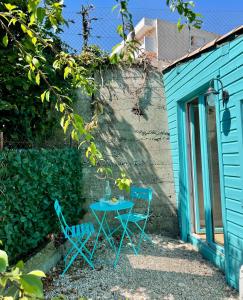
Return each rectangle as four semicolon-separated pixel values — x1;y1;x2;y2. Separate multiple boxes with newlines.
60;115;65;128
116;24;124;37
29;13;36;26
19;274;43;298
40;91;46;102
32;57;40;68
16;260;24;270
73;114;84;134
21;24;27;33
28;70;33;81
63;118;70;133
27;0;41;13
9;17;17;26
45;90;50;101
27;30;33;38
26;54;32;63
28;270;46;277
71;129;78;141
32;36;37;45
64;66;71;79
0;250;8;272
4;3;17;10
59;103;65;113
35;72;40;85
177;18;184;32
36;7;45;23
112;4;118;11
3;34;8;47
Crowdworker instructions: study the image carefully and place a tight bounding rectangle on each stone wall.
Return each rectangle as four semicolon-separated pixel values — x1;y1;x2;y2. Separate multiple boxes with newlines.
75;66;178;236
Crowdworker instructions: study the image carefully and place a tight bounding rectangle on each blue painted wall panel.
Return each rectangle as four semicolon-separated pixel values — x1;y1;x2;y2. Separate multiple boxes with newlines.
163;34;243;289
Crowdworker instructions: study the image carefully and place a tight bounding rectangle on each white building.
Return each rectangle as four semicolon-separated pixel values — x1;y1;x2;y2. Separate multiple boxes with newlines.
113;18;220;64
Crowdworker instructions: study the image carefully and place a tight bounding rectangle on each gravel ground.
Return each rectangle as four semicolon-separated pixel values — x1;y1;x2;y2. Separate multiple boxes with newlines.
44;235;238;300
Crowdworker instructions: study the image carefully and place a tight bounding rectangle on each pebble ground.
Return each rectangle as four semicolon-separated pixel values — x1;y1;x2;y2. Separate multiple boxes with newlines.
44;235;238;300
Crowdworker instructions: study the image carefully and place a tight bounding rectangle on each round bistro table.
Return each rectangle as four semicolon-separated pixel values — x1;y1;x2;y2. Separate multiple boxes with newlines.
90;199;134;267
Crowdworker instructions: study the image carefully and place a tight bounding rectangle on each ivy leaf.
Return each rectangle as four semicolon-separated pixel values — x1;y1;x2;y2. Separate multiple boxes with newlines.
0;250;8;272
35;72;40;85
3;34;8;47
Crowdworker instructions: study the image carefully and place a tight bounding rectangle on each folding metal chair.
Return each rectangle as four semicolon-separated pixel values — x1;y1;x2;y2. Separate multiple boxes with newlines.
116;186;153;254
54;199;95;275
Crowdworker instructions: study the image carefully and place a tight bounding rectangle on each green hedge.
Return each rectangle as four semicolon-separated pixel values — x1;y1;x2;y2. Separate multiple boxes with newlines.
0;148;84;260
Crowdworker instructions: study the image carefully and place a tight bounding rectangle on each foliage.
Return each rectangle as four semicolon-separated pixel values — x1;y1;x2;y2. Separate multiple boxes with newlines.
0;148;84;260
115;171;132;192
0;0;201;192
0;0;75;144
166;0;203;31
110;0;202;62
110;0;140;64
0;247;46;299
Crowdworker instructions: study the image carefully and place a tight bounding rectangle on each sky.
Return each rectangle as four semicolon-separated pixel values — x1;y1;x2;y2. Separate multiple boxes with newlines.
61;0;243;52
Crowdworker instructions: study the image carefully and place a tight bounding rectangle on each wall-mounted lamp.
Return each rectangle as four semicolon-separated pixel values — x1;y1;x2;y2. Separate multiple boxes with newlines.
205;78;229;107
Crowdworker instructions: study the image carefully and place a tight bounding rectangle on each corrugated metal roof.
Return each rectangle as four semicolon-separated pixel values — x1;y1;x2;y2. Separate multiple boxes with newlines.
163;25;243;73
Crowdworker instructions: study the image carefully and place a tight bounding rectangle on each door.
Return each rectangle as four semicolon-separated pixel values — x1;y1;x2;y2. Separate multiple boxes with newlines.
186;96;224;248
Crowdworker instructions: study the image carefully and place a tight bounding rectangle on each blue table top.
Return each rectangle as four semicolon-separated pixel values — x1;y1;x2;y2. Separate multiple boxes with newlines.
90;200;133;212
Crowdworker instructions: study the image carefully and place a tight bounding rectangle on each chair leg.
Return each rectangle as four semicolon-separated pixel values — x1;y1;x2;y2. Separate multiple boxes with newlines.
135;220;149;254
61;234;94;276
114;209;138;267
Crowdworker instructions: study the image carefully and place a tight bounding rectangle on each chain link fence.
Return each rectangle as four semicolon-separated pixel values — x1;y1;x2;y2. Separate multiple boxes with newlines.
60;6;243;54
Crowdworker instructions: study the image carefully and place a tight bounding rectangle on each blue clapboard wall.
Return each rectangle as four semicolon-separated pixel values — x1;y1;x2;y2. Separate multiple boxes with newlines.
163;33;243;289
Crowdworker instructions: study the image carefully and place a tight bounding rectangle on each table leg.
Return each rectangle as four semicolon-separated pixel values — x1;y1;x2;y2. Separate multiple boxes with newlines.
91;209;117;260
114;207;137;268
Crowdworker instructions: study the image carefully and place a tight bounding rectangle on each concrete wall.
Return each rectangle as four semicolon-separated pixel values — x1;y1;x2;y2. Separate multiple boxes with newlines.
75;66;178;236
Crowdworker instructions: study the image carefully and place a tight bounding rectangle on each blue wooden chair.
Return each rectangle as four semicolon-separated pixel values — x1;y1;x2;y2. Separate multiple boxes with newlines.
54;199;95;275
116;186;153;254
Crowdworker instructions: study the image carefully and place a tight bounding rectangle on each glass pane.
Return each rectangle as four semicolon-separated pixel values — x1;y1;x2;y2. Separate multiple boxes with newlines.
206;105;224;246
193;106;206;230
187;99;206;241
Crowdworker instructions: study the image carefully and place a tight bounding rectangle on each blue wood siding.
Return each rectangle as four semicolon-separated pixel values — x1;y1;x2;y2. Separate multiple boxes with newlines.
163;35;243;289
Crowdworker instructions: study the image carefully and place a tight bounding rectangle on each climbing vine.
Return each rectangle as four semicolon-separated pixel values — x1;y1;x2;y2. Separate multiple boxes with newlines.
0;0;201;186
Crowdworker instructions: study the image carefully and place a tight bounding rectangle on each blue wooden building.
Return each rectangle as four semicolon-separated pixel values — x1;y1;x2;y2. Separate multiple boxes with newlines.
163;26;243;289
